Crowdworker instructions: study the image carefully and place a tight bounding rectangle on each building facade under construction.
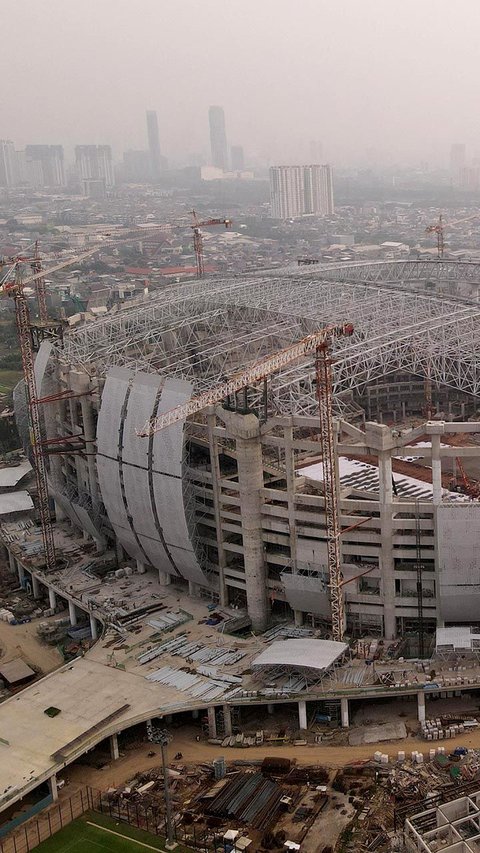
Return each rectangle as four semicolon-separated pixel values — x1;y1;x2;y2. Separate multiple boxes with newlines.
13;259;480;640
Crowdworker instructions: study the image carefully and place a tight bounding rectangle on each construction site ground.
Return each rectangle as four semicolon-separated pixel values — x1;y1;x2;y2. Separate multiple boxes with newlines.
0;616;63;676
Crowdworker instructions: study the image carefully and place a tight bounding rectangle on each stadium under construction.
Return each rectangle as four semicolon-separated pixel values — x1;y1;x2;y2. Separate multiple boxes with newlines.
10;258;480;640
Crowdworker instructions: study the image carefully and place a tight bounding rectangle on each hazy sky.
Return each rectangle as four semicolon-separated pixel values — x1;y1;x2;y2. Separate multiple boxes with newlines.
3;0;480;167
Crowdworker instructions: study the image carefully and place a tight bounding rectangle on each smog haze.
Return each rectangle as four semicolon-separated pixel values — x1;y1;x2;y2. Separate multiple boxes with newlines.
2;0;480;167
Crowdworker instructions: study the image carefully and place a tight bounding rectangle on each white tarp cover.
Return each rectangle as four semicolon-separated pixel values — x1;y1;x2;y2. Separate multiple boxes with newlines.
252;638;348;673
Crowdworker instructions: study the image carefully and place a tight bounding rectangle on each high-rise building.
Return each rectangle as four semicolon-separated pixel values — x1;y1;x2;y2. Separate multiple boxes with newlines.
450;144;466;179
230;145;245;172
0;141;16;187
25;145;65;187
269;164;334;219
75;145;115;189
303;164;334;215
209;106;228;171
146;110;166;178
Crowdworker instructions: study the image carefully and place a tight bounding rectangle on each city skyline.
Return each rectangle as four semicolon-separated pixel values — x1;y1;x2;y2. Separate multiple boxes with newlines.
3;1;480;168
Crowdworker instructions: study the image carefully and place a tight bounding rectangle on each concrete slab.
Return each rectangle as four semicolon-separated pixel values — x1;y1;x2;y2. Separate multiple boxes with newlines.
348;721;407;746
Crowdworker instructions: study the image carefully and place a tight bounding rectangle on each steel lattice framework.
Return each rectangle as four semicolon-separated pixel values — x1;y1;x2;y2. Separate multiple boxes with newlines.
53;259;480;416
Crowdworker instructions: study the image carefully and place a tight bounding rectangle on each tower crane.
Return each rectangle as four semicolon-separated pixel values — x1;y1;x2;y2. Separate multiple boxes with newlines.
138;321;355;641
0;219;232;573
424;212;479;258
191;210;232;278
2;262;57;571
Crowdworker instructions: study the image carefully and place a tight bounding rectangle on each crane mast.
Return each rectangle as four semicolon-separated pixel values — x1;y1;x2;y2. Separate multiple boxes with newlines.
31;240;48;322
315;342;344;640
191;210;232;278
13;264;56;571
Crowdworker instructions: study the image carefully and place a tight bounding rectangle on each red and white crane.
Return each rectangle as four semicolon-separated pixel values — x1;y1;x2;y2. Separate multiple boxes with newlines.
138;321;354;641
191;210;232;278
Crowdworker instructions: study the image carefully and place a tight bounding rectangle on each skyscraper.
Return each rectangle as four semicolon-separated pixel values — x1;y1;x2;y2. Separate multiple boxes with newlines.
0;141;16;187
303;164;334;215
269;164;334;219
25;145;65;186
209;106;228;171
230;145;245;172
75;145;115;188
146;110;166;178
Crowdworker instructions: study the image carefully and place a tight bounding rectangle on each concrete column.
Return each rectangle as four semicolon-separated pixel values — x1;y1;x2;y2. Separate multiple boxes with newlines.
298;699;307;731
431;433;442;505
418;690;426;723
90;614;98;640
68;599;77;626
31;574;40;599
223;705;233;737
207;706;217;739
158;570;171;585
221;410;269;632
48;587;57;609
378;445;396;639
17;561;25;584
109;733;120;761
294;610;303;627
207;410;228;606
267;704;275;715
192;709;199;720
284;423;298;570
188;581;198;597
341;697;349;728
49;775;58;802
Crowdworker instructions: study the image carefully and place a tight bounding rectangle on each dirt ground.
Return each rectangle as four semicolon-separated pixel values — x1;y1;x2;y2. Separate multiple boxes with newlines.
0;616;63;675
62;720;480;793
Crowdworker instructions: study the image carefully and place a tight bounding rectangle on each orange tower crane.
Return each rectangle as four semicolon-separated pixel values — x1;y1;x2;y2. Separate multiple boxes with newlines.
191;210;232;278
425;212;479;258
4;263;57;570
138;322;355;641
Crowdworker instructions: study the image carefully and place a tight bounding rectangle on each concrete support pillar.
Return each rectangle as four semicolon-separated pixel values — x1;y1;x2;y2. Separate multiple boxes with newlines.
378;444;395;639
284;423;298;572
267;704;275;715
418;690;426;724
188;581;198;597
294;610;303;627
31;574;40;599
48;587;57;610
192;709;199;720
158;570;171;585
17;561;25;584
223;705;233;737
340;697;349;728
207;706;217;739
207;409;228;606
431;433;442;505
49;775;58;802
298;699;307;731
90;614;98;640
221;410;269;632
68;599;77;626
109;732;120;761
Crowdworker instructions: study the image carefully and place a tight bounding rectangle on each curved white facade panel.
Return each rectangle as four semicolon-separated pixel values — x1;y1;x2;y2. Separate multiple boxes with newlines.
96;368;209;585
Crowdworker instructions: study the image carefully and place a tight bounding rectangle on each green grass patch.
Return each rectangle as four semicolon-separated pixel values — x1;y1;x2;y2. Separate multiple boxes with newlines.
34;811;190;853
